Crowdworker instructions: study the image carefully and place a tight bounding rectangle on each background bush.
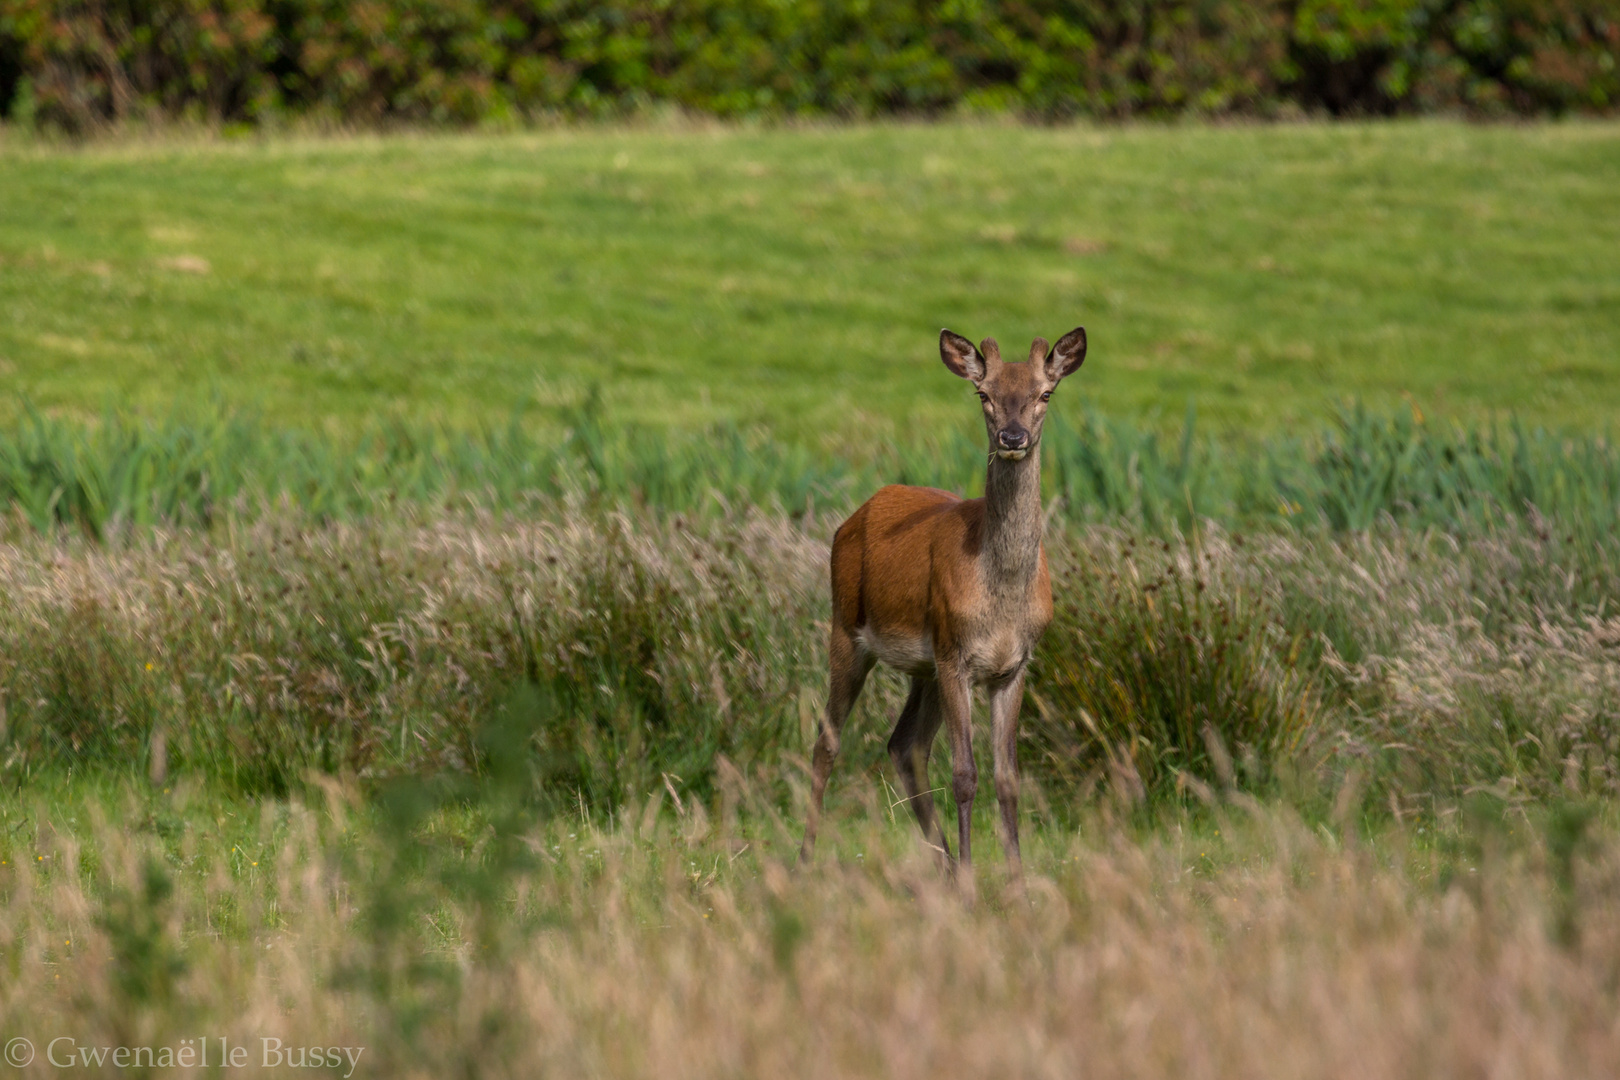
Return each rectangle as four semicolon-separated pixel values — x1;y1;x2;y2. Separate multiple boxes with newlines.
0;0;1614;130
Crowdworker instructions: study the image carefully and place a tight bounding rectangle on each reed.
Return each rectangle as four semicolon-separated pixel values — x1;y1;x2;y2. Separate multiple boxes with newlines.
4;403;1618;543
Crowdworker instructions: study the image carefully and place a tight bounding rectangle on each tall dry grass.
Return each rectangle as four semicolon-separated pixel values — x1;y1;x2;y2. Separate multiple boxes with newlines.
1;504;1616;809
2;778;1619;1079
0;504;827;799
2;473;1618;1075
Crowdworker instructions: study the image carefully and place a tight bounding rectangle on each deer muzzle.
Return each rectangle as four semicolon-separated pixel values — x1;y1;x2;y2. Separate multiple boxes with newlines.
995;426;1031;460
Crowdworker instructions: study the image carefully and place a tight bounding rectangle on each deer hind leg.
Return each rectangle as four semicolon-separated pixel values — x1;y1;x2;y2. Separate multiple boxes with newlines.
886;676;949;859
800;624;873;863
988;666;1027;879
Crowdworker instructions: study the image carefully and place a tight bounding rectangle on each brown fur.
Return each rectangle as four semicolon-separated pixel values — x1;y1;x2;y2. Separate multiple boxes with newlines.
800;327;1087;880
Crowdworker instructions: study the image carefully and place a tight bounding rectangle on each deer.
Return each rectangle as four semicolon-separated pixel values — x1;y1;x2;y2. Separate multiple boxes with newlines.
799;325;1087;881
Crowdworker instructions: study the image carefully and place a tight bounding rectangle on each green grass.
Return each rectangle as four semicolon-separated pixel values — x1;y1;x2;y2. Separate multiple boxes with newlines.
7;401;1620;542
2;121;1618;446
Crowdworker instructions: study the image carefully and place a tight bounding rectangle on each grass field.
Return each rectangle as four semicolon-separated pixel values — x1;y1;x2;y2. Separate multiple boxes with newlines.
4;119;1620;1077
3;121;1619;445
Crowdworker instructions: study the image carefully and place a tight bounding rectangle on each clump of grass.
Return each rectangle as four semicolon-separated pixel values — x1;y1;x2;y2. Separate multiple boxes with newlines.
1266;526;1620;809
0;506;833;804
492;507;828;807
1028;529;1324;802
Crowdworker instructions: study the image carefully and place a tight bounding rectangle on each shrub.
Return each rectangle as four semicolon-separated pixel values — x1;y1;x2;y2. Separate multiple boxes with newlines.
0;0;280;131
1;0;1615;129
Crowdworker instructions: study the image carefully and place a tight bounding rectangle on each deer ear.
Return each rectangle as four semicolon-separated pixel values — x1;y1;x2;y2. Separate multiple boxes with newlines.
940;329;987;383
1044;326;1087;383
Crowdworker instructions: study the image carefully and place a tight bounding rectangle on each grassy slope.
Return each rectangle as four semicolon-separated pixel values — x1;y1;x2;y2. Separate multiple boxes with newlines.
1;121;1617;446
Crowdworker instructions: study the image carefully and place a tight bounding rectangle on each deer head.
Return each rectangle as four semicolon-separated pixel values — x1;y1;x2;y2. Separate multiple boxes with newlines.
939;327;1087;460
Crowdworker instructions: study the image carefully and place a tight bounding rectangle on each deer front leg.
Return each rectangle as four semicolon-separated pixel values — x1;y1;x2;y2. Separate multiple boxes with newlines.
937;662;977;873
987;666;1027;879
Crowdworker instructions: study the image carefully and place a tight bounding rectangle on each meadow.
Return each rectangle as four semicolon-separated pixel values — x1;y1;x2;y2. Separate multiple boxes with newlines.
3;121;1619;441
2;121;1620;1077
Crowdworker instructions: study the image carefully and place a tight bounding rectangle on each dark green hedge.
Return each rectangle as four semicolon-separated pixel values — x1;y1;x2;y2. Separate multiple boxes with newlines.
1;0;1615;129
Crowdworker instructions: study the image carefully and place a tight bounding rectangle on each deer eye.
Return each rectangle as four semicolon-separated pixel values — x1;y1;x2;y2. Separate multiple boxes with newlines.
1040;392;1052;402
976;392;990;404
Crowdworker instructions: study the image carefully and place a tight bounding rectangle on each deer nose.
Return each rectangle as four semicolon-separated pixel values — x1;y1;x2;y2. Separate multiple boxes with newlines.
997;427;1030;451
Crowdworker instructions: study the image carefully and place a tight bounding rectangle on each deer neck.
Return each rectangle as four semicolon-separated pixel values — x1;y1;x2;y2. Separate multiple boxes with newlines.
983;448;1044;594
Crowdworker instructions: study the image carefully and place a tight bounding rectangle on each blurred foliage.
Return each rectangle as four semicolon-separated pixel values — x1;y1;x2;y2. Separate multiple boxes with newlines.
0;0;1614;130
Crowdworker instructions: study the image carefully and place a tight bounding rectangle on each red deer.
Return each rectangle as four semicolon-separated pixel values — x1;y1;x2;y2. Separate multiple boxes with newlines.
800;326;1088;879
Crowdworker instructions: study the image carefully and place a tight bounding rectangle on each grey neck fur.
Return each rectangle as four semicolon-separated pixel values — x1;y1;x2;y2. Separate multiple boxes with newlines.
983;445;1044;594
